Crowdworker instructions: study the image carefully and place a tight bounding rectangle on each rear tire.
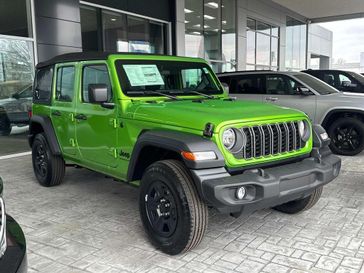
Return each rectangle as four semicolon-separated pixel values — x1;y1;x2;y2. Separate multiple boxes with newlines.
32;133;65;187
328;117;364;156
139;160;208;255
273;187;323;214
0;114;11;136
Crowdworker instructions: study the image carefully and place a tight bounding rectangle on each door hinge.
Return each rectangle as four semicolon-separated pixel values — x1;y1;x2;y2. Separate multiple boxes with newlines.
70;113;75;122
69;138;76;147
110;118;118;128
109;148;118;158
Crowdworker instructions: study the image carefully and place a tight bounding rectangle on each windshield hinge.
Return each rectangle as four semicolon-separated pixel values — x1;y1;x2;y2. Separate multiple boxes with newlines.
109;148;118;158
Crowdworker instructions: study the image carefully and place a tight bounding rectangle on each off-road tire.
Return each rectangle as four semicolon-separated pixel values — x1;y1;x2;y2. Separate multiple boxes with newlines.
139;160;208;255
32;133;65;187
328;117;364;156
273;186;323;214
0;114;11;136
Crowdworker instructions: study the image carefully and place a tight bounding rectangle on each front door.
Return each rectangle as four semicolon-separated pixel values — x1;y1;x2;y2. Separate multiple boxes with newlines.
75;63;118;168
51;64;77;156
262;74;317;122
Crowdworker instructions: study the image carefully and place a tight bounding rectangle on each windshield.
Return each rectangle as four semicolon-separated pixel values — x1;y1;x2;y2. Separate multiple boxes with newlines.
115;60;223;97
346;71;364;85
294;73;339;95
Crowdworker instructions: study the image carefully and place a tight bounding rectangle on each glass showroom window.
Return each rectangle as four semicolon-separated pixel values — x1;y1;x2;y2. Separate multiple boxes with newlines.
246;18;280;70
80;5;168;54
0;0;35;155
221;0;236;72
185;0;237;72
285;17;306;71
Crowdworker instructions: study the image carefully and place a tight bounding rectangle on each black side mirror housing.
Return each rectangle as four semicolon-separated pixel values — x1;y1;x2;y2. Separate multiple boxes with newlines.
12;93;20;99
88;84;108;103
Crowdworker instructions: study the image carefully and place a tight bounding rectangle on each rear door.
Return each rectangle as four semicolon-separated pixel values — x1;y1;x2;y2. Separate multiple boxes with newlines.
75;62;118;168
262;74;316;121
51;64;77;156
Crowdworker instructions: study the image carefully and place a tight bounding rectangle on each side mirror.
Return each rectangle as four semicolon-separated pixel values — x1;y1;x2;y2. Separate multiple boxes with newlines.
297;86;312;96
88;84;108;103
12;93;20;99
221;82;229;94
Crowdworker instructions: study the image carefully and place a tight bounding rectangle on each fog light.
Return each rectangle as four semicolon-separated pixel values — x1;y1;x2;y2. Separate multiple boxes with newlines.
236;187;246;200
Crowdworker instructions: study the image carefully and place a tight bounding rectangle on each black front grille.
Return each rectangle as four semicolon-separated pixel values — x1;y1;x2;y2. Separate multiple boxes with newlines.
234;121;305;160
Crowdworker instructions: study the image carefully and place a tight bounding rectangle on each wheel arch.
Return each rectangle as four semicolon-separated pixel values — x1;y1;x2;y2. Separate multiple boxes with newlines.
321;108;364;130
28;115;62;155
127;130;225;183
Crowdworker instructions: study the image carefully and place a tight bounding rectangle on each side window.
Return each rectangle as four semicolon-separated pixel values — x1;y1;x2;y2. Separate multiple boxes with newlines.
34;66;53;104
266;75;303;95
82;65;112;103
56;66;75;102
323;72;336;88
233;75;263;94
338;73;359;92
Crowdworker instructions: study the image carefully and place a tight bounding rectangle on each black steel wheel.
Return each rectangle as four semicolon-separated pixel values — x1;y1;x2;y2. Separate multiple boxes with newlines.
0;114;11;136
139;160;208;255
145;180;178;238
32;133;65;187
328;117;364;156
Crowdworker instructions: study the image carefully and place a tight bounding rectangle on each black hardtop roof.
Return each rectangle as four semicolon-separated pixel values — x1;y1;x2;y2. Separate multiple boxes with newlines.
35;51;179;69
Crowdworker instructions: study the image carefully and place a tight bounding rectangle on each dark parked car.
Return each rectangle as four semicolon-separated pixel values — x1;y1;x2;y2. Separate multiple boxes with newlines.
0;177;27;273
302;69;364;93
0;85;33;136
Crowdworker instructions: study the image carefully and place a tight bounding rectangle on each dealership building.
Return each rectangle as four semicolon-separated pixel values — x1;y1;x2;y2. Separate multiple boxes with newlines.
0;0;363;154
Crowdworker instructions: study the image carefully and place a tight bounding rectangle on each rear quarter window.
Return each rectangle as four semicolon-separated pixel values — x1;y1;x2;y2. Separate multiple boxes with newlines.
33;66;53;104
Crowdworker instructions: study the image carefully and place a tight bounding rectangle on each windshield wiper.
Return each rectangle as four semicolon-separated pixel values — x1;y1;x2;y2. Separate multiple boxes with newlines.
127;90;180;101
166;89;218;99
184;90;215;99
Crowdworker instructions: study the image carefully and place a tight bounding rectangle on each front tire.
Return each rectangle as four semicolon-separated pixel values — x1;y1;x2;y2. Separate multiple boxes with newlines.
328;117;364;156
32;133;65;187
273;187;323;214
139;160;208;255
0;114;11;136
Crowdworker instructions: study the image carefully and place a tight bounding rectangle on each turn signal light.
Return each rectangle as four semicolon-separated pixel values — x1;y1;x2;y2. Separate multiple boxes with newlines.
181;151;217;161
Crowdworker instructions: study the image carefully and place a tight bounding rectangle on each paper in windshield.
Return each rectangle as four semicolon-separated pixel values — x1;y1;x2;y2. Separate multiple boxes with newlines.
123;65;165;86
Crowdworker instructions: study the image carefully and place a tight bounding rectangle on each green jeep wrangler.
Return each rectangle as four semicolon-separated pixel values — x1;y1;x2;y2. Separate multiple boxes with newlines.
29;52;341;255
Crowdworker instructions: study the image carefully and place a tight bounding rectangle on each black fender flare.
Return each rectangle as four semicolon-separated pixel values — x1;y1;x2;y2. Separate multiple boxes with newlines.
28;115;62;155
127;130;225;182
321;109;364;128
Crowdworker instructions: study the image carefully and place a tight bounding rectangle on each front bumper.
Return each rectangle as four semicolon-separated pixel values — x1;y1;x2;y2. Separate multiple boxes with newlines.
192;146;341;215
0;215;27;273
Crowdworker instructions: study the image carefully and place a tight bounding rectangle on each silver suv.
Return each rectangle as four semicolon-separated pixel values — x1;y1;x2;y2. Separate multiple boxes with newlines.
218;71;364;156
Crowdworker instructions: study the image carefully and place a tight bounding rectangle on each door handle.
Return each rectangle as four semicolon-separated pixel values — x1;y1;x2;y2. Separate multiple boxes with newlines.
265;97;278;102
75;114;87;121
52;110;62;117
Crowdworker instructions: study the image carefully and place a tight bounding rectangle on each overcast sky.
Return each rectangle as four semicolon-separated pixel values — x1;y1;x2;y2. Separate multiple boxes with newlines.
318;18;364;64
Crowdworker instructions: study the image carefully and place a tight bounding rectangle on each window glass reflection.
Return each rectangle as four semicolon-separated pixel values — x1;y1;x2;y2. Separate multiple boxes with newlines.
222;0;236;71
81;6;100;51
246;18;279;70
286;17;306;71
0;38;34;153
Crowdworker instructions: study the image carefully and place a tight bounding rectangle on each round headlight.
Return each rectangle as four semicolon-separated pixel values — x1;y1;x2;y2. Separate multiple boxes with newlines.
298;120;311;142
222;128;236;150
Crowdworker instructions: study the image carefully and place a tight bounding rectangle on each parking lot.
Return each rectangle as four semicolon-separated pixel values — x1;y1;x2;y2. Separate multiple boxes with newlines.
0;154;363;273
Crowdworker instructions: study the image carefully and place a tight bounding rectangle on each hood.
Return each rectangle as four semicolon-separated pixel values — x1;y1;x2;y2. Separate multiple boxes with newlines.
126;98;306;132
